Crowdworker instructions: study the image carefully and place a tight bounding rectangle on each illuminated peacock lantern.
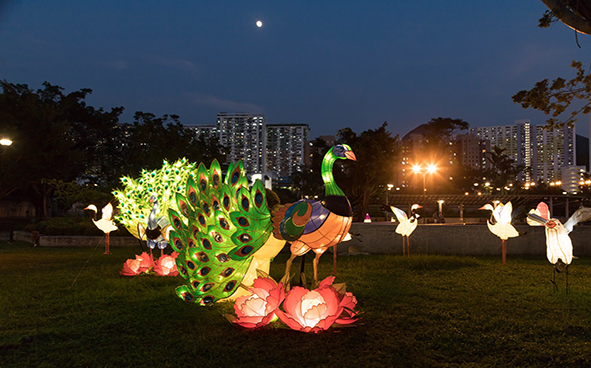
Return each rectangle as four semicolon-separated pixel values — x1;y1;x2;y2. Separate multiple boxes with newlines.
168;144;356;305
113;158;196;248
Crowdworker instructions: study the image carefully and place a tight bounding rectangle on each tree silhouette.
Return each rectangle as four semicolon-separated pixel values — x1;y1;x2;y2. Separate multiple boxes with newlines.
336;122;399;222
484;146;524;192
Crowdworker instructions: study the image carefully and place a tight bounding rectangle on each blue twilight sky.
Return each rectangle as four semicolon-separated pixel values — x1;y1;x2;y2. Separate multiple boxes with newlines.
0;1;590;139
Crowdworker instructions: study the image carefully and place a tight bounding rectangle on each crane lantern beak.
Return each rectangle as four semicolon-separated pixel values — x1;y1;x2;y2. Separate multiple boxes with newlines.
527;213;547;225
345;151;357;161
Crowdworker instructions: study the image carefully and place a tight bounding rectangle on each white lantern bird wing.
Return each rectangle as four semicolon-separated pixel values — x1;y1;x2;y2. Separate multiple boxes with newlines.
498;202;512;224
563;207;591;234
390;206;408;223
391;205;419;237
101;203;114;221
487;202;519;240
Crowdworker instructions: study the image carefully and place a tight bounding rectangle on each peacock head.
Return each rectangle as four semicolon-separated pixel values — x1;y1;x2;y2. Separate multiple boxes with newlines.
331;144;357;161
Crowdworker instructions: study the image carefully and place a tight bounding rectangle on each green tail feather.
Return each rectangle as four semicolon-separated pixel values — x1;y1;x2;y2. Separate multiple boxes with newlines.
113;158;196;239
168;159;273;305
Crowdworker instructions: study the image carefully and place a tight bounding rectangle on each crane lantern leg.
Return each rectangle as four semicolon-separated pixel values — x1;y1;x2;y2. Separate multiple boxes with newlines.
104;233;111;255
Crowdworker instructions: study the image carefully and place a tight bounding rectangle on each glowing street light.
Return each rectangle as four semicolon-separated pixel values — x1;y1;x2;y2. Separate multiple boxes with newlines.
0;138;12;147
412;163;437;194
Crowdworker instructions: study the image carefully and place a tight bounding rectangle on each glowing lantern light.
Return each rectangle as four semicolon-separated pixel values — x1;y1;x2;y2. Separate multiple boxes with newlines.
120;258;141;276
275;276;358;333
480;202;519;265
528;202;591;290
391;204;421;256
120;252;154;276
153;252;179;276
84;203;118;254
114;158;196;240
229;273;285;329
168;145;355;305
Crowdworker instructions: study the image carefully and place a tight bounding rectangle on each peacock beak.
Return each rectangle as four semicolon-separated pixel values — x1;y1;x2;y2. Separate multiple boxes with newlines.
345;151;357;161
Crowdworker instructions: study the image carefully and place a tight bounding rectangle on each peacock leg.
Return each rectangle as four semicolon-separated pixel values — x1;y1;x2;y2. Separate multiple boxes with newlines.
298;253;306;286
312;251;324;288
332;245;337;276
281;253;298;290
407;236;410;256
402;237;405;256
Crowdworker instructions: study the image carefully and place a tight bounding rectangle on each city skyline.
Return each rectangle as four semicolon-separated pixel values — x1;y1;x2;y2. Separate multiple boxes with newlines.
1;1;590;140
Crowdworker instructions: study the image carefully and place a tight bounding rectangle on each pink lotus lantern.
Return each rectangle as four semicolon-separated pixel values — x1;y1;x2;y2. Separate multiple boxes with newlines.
154;252;179;276
120;252;154;276
275;276;358;333
231;276;285;329
135;252;154;273
120;258;141;276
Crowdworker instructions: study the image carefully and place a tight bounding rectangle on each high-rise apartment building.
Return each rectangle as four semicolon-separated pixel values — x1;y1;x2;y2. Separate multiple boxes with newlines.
534;123;576;183
454;133;491;171
472;119;576;183
474;119;533;182
217;112;267;174
188;114;310;185
266;123;310;178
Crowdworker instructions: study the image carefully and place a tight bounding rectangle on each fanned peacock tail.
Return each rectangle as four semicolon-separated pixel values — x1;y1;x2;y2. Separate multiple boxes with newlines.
168;159;275;305
113;158;196;239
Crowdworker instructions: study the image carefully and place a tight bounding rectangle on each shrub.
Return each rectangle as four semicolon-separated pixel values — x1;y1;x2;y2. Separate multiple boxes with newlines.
24;217;131;236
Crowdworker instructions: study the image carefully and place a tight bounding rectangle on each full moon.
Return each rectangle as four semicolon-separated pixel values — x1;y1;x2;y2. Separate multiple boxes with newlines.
256;20;263;28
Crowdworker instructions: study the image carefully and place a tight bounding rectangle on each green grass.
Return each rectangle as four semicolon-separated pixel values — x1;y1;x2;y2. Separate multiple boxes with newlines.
2;241;591;367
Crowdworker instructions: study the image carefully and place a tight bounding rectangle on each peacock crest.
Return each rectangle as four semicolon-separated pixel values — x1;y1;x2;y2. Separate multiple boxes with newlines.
113;158;196;239
168;159;278;306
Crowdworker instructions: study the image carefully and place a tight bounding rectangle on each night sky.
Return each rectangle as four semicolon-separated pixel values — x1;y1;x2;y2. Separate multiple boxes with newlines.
1;1;589;139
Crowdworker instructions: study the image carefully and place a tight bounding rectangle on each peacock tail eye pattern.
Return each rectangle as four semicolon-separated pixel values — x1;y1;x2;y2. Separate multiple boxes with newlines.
168;159;273;306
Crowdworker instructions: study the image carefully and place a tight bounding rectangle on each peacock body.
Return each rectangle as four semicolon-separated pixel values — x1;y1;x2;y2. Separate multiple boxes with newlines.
168;159;285;305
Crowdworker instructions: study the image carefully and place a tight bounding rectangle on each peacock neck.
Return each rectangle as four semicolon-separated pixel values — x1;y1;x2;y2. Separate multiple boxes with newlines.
321;152;345;197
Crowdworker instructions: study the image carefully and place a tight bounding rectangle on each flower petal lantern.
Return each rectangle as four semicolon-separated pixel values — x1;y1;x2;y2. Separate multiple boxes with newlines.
135;252;154;273
231;276;285;329
154;252;179;276
275;276;358;333
120;259;141;276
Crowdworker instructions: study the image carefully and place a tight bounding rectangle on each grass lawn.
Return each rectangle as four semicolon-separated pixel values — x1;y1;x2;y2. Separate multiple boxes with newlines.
2;241;591;367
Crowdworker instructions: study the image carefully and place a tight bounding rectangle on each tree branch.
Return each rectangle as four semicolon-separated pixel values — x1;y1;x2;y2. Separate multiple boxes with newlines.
541;0;591;35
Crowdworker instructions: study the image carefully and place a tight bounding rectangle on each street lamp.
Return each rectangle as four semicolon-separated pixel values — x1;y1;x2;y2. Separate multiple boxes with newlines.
412;163;437;194
0;137;12;184
386;183;393;205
